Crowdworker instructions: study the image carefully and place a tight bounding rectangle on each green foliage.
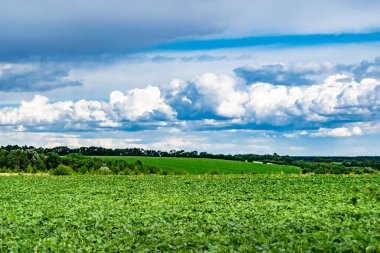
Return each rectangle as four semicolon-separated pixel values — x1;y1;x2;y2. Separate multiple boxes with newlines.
1;146;379;175
45;152;61;170
298;161;359;174
1;175;380;251
7;149;30;171
35;155;47;171
97;156;302;175
52;164;74;175
25;164;34;173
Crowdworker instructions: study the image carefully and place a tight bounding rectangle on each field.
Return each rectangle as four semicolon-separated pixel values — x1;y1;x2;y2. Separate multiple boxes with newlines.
96;156;302;174
1;175;380;252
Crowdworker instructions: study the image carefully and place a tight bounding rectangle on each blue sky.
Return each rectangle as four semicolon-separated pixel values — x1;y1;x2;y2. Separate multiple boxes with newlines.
153;32;380;51
1;0;380;155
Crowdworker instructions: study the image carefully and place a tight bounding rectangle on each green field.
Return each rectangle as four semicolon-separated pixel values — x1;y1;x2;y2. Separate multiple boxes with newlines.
97;156;302;174
1;175;380;252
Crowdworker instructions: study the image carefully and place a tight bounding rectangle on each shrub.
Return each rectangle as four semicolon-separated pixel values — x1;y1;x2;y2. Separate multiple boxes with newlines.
79;166;88;174
52;165;74;176
26;164;34;173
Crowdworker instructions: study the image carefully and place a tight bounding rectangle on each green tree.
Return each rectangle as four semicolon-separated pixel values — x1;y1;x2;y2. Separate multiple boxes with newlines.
8;149;30;171
45;152;61;170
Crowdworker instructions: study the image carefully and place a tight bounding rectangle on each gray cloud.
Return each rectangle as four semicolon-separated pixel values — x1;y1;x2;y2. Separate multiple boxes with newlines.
337;57;380;82
0;0;223;59
0;63;81;92
1;0;380;59
235;57;380;86
234;64;325;86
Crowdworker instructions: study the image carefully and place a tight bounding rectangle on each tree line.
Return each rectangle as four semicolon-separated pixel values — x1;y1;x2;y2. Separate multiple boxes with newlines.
1;145;379;174
0;148;170;175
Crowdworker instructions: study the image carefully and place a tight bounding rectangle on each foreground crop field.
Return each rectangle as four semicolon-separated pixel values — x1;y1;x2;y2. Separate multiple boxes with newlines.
97;156;302;174
1;175;380;252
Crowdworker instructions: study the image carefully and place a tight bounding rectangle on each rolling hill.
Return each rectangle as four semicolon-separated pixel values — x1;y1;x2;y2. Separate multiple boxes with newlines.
96;156;302;174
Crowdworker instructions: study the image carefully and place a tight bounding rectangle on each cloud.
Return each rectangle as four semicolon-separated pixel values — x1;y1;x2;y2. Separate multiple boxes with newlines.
0;86;174;130
0;131;142;149
311;126;362;137
283;130;308;138
194;73;248;118
2;59;380;137
1;1;380;58
0;62;81;92
109;86;175;121
0;0;223;59
234;58;380;86
284;126;364;138
0;95;107;126
337;56;380;82
163;73;248;120
163;71;380;130
234;62;333;86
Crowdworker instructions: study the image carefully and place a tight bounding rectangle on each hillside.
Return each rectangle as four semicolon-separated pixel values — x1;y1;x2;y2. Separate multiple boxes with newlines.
96;156;302;174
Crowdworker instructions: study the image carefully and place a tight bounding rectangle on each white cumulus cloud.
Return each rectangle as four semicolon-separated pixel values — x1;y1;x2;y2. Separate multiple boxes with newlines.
194;73;248;118
0;86;174;129
1;68;380;138
311;126;363;137
110;85;175;121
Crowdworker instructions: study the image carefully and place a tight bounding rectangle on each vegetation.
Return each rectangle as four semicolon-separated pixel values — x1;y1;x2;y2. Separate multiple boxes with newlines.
0;149;166;175
97;156;301;174
1;175;380;252
0;145;379;174
0;149;299;175
1;145;379;251
2;145;380;174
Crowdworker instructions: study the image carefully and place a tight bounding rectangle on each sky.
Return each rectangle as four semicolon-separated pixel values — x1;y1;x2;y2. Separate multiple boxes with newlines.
1;0;380;155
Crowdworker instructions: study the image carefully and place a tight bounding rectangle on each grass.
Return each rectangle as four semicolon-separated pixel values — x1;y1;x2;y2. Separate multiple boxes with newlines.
95;156;302;174
1;175;380;252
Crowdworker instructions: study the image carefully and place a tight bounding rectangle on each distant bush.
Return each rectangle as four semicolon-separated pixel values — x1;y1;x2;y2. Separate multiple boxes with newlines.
52;165;74;175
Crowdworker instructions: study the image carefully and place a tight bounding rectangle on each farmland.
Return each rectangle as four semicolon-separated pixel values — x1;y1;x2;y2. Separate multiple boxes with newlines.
97;156;302;174
1;175;380;252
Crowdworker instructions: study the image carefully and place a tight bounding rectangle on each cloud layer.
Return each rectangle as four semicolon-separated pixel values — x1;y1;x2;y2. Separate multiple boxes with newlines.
1;59;380;138
1;0;380;58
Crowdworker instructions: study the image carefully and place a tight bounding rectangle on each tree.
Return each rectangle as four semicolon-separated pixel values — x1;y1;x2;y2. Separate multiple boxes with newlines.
45;152;61;170
8;149;30;171
0;149;9;168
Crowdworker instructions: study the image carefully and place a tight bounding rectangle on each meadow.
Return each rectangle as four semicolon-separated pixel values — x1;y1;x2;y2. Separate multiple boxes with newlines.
97;156;302;175
1;175;380;252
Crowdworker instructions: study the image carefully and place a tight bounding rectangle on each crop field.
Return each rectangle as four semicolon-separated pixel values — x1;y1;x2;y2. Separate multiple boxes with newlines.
97;156;302;174
1;175;380;252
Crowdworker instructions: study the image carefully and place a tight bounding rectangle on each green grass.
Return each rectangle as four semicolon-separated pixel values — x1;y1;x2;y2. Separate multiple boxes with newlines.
1;175;380;252
96;156;302;174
